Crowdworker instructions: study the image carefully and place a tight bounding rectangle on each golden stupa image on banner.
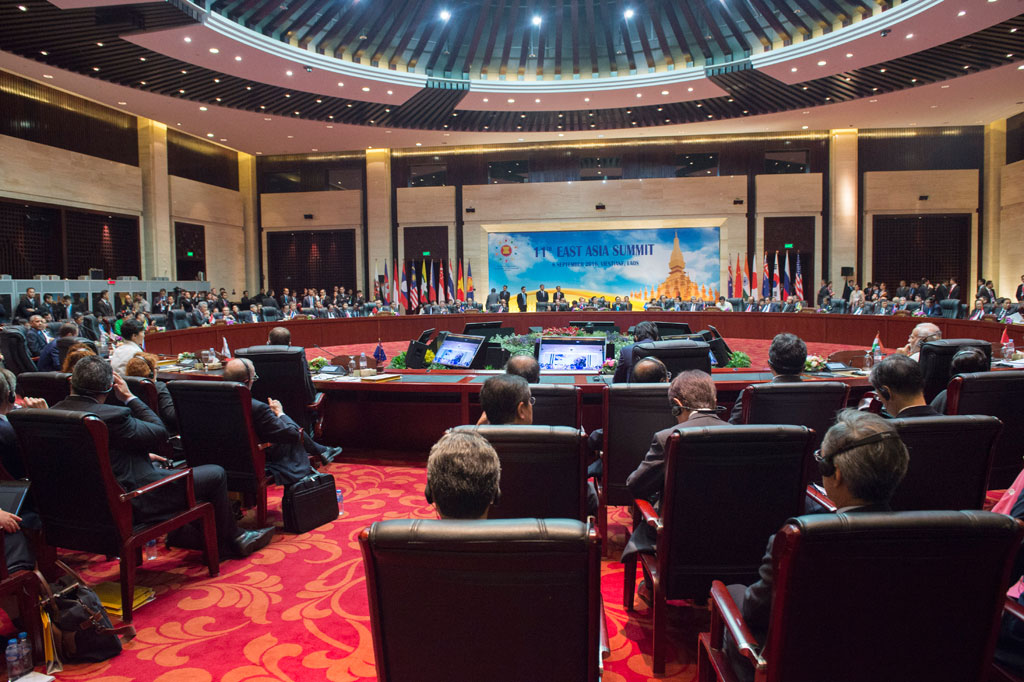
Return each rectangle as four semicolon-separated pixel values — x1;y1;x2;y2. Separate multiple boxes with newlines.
631;232;718;301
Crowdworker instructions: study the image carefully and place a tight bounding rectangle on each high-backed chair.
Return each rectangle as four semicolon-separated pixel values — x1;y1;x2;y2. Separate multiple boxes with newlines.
7;409;219;623
599;384;678;545
829;299;849;314
728;297;744;311
360;518;605;682
151;313;168;329
56;336;97;368
15;371;71;406
451;425;588;521
170;309;191;330
234;345;324;438
0;328;37;375
526;384;581;428
631;339;712;375
260;306;282;323
940;298;962;319
167;380;274;526
698;511;1024;682
919;339;992;403
78;314;100;340
739;381;849;454
946;371;1024;488
625;425;813;674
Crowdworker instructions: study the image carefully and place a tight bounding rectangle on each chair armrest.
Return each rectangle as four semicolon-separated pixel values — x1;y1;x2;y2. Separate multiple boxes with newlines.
120;468;196;506
708;581;766;672
634;499;662;530
1005;596;1024;623
257;442;274;451
307;392;325;410
805;484;838;512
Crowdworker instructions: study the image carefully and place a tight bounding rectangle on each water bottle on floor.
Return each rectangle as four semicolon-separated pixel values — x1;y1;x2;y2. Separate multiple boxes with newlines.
16;633;29;676
6;638;20;681
145;538;158;560
336;488;344;517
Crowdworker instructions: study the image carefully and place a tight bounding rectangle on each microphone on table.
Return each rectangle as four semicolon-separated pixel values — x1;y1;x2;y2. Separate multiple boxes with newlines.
313;344;338;358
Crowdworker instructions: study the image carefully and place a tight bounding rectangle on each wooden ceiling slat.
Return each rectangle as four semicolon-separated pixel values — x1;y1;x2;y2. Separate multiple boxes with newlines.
336;0;390;58
790;0;831;34
553;0;564;76
497;0;522;77
516;0;538;77
297;5;340;48
693;2;735;59
268;0;325;39
423;19;457;75
457;0;492;77
478;0;507;76
535;0;549;77
643;0;674;67
407;22;440;71
731;0;772;50
583;0;599;75
385;0;433;67
674;1;713;62
657;0;692;63
595;0;618;75
748;0;792;45
711;1;753;55
613;0;638;73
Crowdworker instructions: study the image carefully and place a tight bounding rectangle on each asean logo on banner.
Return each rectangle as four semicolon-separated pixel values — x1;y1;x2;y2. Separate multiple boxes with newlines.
493;236;519;267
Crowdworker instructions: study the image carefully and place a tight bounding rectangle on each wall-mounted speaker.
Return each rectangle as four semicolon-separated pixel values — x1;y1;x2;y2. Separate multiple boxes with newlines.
840;266;854;277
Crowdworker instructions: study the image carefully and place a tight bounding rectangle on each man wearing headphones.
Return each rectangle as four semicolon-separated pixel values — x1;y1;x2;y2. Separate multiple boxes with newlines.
868;354;941;418
612;321;660;383
51;357;275;559
930;347;989;414
728;333;806;424
424;431;501;520
622;370;726;561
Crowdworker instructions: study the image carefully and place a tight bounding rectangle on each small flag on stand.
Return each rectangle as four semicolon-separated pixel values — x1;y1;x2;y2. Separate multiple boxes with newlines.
870;333;882;355
373;340;387;365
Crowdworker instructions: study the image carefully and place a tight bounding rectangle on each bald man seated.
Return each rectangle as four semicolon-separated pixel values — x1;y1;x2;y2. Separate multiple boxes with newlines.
223;359;323;486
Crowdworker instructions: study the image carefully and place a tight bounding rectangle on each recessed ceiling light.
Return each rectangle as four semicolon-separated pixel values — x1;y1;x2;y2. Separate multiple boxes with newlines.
416;142;422;146
287;135;294;138
179;89;186;93
387;90;393;95
17;5;27;10
846;53;853;58
206;133;214;138
315;98;322;103
326;125;333;128
140;80;146;84
941;84;950;88
1007;54;1014;58
661;90;669;95
209;47;219;54
184;36;191;43
181;70;188;74
311;148;317;151
214;78;220;83
43;74;53;79
362;86;370;92
879;68;886;73
958;10;966;15
220;138;227;142
482;97;489;102
535;98;541;103
96;42;104;47
286;70;293;76
905;33;913;39
439;9;451;21
508;98;515;103
1019;64;1024;70
636;93;642;98
870;98;878;102
92;66;100;71
199;106;208;111
817;60;826;66
791;67;798;72
140;57;147;61
801;125;808;129
117;101;127;105
584;97;590;102
256;152;262;155
40;51;48;55
558;132;564;136
263;117;271;120
284;93;290;97
687;87;693;92
531;15;542;26
235;56;242;61
246;86;252;90
1012;28;1018;33
623;8;634;19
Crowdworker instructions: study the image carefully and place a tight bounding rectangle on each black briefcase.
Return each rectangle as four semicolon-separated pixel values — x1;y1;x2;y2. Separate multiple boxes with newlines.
282;472;339;533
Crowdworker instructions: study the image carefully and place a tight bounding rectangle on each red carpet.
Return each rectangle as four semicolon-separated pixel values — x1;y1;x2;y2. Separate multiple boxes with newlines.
47;462;701;682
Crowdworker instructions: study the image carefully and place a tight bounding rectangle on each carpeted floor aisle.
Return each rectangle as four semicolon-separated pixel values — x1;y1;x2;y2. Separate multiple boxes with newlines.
46;461;702;682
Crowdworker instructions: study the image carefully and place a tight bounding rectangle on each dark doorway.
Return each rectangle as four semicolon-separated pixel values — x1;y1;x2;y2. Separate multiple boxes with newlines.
175;222;206;282
872;215;970;300
403;226;449;262
266;229;357;294
764;216;815;302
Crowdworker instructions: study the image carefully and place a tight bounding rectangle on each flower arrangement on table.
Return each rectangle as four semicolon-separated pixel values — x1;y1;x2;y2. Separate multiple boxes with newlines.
308;356;330;372
600;358;617;375
387;348;443;370
542;326;582;337
912;309;926;317
804;355;827;372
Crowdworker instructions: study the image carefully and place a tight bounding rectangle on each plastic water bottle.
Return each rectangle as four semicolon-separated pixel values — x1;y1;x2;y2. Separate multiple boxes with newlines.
98;332;109;357
16;633;29;676
6;638;20;681
347;357;356;375
336;488;344;517
1003;337;1015;361
145;539;158;561
359;352;367;371
863;352;874;369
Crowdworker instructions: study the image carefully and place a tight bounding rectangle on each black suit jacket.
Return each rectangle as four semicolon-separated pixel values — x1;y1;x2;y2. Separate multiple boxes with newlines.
611;344;637;383
26;329;49;356
498;290;511;305
249;400;311;485
728;374;802;424
14;298;38;320
741;503;891;635
1017;284;1024;302
535;289;550;303
516;292;528;311
94;299;114;318
553;291;565;301
893;404;941;418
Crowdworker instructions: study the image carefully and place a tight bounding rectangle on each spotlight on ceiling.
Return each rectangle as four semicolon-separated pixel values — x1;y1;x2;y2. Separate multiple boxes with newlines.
439;9;450;21
531;15;542;26
623;8;634;19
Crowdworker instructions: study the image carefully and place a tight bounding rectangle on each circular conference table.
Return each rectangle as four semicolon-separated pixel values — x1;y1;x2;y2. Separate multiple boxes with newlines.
146;311;1021;458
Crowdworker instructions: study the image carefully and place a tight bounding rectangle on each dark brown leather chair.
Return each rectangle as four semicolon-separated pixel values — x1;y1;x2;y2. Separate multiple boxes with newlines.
360;518;606;682
698;511;1024;682
15;371;71;406
167;380;274;526
56;336;97;368
528;384;581;428
451;425;588;521
626;424;813;675
599;384;678;545
739;381;849;453
7;409;218;623
919;339;992;403
235;346;324;438
946;371;1024;488
993;597;1024;682
0;329;36;375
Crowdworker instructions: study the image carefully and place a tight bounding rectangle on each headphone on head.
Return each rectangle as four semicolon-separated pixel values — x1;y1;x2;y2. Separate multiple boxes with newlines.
0;370;15;405
816;431;900;478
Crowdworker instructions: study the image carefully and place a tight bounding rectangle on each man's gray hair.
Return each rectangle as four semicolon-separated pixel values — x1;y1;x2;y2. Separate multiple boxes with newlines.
822;409;908;503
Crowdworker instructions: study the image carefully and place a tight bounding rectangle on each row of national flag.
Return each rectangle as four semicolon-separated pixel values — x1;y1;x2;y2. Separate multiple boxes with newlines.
372;259;475;312
727;250;805;302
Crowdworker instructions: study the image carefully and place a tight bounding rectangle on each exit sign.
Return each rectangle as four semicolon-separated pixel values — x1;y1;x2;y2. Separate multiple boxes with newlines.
186;251;194;257
783;243;794;249
422;251;431;256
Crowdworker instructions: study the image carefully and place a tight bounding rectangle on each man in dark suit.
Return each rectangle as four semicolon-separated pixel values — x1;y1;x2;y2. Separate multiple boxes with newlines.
1016;275;1024;303
869;354;942;418
947;277;960;302
612;321;660;383
223;359;329;485
729;410;908;644
552;286;565;303
52;356;274;558
484;288;501;309
622;370;727;561
729;333;806;424
26;315;51;356
14;288;38;321
685;296;704;312
516;286;528;312
498;285;511;309
94;290;114;318
535;284;549;305
36;322;77;372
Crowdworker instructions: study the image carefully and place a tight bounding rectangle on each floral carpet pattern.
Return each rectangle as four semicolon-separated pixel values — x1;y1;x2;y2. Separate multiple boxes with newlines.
48;461;702;682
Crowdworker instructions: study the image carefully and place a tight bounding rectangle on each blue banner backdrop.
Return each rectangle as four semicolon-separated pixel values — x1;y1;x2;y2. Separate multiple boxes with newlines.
487;227;720;305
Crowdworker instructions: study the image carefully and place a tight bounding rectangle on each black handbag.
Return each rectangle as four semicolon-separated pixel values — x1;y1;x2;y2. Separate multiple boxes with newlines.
282;471;339;533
